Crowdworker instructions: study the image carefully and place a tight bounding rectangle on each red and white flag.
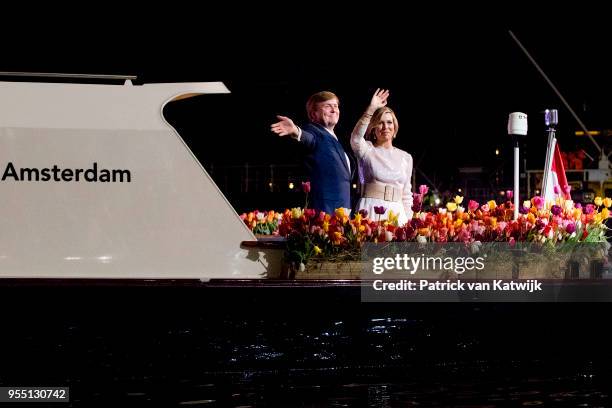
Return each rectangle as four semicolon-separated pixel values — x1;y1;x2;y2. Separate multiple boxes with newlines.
543;142;570;202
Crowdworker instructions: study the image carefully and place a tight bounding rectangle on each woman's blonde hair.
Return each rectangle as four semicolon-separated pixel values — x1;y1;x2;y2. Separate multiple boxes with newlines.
366;107;399;142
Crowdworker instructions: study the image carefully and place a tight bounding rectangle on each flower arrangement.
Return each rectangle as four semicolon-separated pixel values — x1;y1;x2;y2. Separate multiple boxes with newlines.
239;210;282;235
240;185;611;271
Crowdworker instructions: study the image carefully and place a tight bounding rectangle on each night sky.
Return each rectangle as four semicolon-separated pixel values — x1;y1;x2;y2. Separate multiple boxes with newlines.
3;16;612;194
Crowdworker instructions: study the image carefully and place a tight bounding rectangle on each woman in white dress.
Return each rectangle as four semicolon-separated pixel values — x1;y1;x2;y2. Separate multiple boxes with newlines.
350;89;413;225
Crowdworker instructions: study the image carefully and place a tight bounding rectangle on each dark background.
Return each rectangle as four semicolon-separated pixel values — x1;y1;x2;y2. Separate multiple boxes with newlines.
3;16;612;210
2;13;612;406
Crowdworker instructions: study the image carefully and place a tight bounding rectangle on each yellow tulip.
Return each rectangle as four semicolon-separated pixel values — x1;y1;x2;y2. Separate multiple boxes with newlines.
604;198;612;208
291;208;302;219
454;195;464;204
313;245;322;255
527;213;536;224
602;208;610;219
387;210;399;225
594;197;603;206
488;200;497;210
446;202;457;212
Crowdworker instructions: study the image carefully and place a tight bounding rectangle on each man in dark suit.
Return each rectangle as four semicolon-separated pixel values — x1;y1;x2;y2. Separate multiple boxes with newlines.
271;91;352;214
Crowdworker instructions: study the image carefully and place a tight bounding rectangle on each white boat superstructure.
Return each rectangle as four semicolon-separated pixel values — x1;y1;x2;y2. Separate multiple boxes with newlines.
0;79;280;279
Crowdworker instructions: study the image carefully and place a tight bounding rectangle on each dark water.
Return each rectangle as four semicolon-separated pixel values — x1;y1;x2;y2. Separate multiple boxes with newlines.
1;284;610;407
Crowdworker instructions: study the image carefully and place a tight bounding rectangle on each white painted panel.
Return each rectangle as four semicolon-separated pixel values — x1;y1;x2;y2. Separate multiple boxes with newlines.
0;81;276;279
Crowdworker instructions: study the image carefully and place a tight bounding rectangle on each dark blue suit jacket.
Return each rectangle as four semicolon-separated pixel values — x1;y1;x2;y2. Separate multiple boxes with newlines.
299;123;352;214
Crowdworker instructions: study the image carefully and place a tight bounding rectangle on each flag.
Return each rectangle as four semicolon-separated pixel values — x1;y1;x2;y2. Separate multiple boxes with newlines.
552;143;570;199
543;142;570;203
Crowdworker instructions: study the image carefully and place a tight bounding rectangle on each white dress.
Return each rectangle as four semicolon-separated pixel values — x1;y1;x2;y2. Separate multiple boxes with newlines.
350;116;413;225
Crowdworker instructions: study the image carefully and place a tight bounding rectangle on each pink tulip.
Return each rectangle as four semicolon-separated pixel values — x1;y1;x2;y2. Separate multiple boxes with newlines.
302;181;311;193
532;196;544;210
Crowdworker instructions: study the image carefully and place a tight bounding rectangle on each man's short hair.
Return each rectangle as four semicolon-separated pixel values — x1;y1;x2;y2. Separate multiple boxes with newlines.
306;91;339;122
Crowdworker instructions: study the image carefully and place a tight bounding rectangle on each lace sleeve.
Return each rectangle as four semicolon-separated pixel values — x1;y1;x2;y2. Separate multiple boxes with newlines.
403;152;414;218
350;114;373;159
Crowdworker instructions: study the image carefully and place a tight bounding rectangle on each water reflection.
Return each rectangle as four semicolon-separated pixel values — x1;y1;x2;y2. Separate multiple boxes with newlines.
0;286;610;406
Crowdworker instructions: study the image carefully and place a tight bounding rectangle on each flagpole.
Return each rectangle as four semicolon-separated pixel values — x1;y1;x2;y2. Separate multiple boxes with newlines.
541;109;558;205
514;143;520;220
508;113;528;220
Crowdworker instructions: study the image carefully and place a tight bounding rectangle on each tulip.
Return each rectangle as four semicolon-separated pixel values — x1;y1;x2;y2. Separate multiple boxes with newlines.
532;196;544;210
374;206;386;215
291;208;303;219
395;227;406;241
304;208;316;219
302;181;311;193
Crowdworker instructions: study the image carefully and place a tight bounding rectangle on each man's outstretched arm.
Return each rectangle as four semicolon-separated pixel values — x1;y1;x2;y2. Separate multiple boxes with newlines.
271;115;315;149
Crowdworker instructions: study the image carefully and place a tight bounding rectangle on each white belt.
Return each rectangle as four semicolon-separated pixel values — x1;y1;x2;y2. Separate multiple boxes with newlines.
362;183;402;203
